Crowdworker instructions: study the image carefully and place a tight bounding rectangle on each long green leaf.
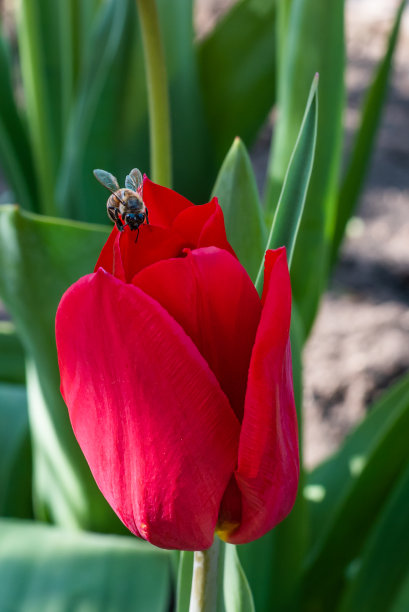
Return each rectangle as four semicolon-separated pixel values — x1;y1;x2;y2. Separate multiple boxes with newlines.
57;0;147;223
303;372;409;609
392;570;409;612
176;551;193;612
222;544;255;612
0;384;32;518
339;458;409;611
255;75;318;292
0;322;25;384
330;0;406;267
197;0;276;167
265;0;344;335
0;31;39;211
156;0;210;200
0;206;126;532
211;137;266;281
18;0;62;215
0;519;171;612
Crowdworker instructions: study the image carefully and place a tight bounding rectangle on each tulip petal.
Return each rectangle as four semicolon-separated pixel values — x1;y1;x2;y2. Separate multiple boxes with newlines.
172;198;236;256
143;177;192;227
132;247;261;421
116;226;190;282
56;269;240;550
94;226;118;275
224;248;299;544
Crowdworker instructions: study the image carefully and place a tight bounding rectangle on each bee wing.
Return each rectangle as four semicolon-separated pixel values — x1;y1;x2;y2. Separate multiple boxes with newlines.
93;169;120;194
125;168;143;193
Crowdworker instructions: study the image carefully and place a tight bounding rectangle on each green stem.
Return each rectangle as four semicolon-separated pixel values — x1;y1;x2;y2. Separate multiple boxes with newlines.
189;539;220;612
136;0;172;187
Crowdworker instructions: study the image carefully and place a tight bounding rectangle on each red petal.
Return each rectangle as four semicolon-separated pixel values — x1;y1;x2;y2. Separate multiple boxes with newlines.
132;247;261;421
143;177;192;228
198;198;236;258
117;225;190;282
172;198;236;256
56;270;240;550
94;226;119;275
223;247;299;543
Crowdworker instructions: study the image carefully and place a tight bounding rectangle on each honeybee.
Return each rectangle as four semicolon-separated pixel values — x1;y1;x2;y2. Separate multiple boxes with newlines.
93;168;149;238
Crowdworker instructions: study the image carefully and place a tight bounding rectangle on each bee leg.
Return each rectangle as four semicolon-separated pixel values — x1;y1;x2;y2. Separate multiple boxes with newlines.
109;206;124;232
134;227;140;243
145;207;149;225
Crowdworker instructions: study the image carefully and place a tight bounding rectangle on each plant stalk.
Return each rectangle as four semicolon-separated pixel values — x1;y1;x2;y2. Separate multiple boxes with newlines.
189;539;220;612
136;0;172;187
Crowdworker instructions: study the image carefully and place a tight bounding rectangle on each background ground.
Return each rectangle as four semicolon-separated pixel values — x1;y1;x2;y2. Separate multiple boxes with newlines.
196;0;409;467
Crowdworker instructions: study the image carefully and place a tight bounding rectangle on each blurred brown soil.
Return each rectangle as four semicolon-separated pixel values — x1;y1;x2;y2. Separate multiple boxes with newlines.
196;0;409;467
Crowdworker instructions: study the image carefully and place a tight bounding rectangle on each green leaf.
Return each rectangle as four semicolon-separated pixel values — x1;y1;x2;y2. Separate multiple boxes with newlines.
255;75;318;293
18;0;62;215
303;372;409;610
157;0;211;201
176;551;193;612
392;570;409;612
211;137;266;280
0;30;39;212
330;0;406;267
197;0;276;166
0;206;125;532
237;533;275;611
57;0;149;224
0;322;25;384
0;384;32;518
265;0;345;335
222;544;255;612
0;519;171;612
339;458;409;612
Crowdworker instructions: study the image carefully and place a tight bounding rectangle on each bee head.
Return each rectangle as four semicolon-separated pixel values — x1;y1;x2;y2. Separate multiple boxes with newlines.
124;211;145;230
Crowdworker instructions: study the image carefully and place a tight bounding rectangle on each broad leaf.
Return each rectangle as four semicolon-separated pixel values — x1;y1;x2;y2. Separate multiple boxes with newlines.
211;137;266;280
0;519;171;612
303;372;409;609
0;206;124;532
197;0;276;167
331;0;406;267
0;384;32;518
255;74;318;293
339;459;409;611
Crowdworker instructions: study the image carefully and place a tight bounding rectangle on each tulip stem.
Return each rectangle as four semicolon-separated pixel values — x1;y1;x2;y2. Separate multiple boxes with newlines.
189;539;220;612
136;0;172;187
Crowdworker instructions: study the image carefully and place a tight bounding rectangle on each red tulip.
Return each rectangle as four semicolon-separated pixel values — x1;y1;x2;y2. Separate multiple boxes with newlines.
56;177;299;550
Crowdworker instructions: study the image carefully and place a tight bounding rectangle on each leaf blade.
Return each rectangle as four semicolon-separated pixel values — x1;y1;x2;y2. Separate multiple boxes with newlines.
211;137;266;281
197;0;276;166
255;75;318;292
0;519;171;612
